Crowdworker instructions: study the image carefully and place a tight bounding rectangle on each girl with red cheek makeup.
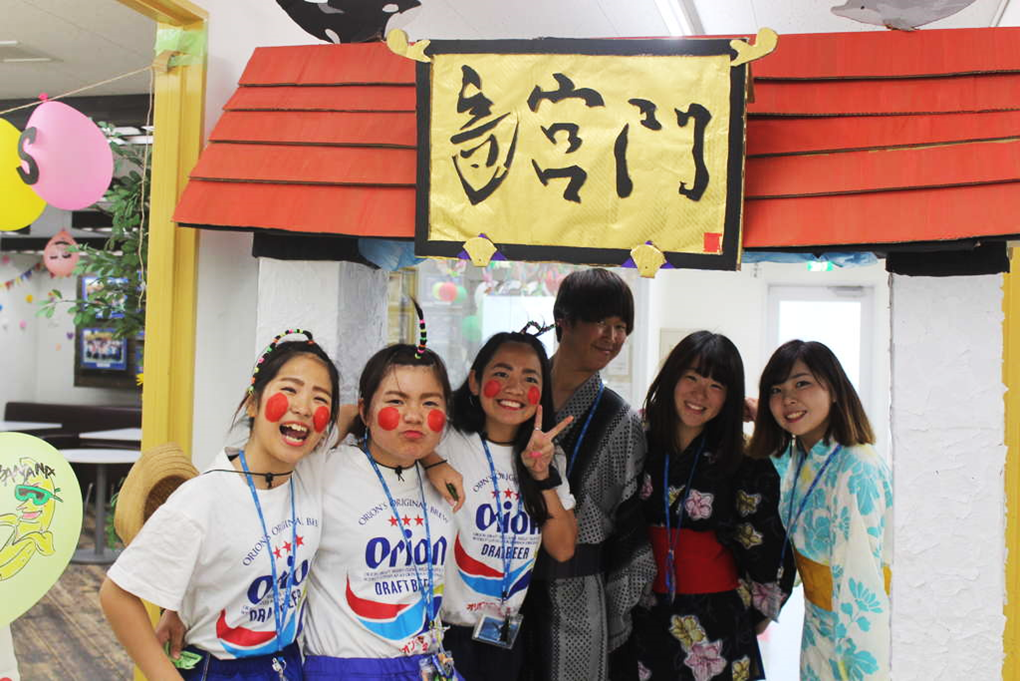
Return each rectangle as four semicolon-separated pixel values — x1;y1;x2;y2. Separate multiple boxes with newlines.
422;330;577;681
101;331;341;681
300;344;465;680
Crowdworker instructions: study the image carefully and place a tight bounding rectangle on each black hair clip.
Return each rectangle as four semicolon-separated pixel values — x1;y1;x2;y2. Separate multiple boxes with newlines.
519;320;555;337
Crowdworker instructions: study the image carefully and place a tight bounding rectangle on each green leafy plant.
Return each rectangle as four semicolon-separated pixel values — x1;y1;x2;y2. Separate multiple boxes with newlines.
37;122;149;339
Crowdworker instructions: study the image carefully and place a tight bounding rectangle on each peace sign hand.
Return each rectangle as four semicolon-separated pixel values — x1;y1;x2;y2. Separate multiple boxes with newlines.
522;406;573;481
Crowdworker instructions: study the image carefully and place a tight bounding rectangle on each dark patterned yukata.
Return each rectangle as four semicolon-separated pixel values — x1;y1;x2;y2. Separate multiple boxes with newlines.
633;433;795;681
523;373;655;681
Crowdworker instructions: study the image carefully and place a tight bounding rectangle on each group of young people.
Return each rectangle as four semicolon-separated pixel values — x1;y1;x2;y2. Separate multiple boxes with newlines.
100;268;892;681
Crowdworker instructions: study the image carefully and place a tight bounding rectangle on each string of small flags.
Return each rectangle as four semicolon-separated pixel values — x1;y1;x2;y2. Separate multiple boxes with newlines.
2;261;44;290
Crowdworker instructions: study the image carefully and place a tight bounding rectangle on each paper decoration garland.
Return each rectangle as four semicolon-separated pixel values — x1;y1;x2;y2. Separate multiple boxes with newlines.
0;119;46;231
0;433;83;626
1;262;43;291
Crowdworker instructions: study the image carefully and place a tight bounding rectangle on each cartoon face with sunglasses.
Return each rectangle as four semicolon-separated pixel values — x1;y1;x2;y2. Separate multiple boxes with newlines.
1;457;63;580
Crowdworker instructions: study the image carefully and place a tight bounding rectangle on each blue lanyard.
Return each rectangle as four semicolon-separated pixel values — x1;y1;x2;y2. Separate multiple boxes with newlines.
566;383;605;477
359;442;446;659
239;450;297;654
661;437;706;601
479;436;524;606
778;442;843;578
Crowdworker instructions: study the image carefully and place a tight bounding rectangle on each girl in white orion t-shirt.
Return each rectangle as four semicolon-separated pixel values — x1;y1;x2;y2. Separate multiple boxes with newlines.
427;329;578;680
101;330;341;681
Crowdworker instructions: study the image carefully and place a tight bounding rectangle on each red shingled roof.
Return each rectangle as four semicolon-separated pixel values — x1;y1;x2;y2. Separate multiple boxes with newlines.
174;43;417;238
174;29;1020;251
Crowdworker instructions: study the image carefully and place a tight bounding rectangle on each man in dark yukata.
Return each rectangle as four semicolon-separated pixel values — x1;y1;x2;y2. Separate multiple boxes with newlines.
523;268;655;681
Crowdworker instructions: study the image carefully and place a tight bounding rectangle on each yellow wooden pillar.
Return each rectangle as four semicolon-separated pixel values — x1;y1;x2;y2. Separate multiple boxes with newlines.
113;5;206;678
1004;247;1020;680
115;0;206;457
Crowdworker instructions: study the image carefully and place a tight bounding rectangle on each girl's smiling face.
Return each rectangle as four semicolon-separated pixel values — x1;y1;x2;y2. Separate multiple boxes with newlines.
246;354;333;471
362;364;447;468
469;342;542;443
673;366;727;445
768;359;833;451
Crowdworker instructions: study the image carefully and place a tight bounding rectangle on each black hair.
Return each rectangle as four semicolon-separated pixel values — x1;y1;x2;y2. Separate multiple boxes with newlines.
644;331;746;473
233;339;342;446
748;339;875;459
350;344;453;440
450;332;556;526
552;268;634;341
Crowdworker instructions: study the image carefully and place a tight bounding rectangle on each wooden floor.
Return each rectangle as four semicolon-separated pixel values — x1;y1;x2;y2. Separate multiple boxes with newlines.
10;506;133;680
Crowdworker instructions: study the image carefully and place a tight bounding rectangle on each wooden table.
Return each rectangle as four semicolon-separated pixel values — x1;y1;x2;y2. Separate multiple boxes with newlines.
80;428;142;443
60;448;140;564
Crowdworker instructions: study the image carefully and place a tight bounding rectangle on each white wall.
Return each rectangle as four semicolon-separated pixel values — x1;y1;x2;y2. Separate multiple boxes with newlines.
190;1;318;463
0;253;41;409
646;260;892;452
889;274;1006;680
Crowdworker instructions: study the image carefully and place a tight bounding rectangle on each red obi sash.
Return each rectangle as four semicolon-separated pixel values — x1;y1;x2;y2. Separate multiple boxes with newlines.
648;526;739;595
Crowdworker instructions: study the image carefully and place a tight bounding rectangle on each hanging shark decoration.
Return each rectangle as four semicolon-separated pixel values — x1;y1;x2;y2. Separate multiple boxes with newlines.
831;0;978;30
276;0;421;43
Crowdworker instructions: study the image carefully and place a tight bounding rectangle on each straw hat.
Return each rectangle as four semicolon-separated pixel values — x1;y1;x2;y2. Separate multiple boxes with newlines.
114;442;198;546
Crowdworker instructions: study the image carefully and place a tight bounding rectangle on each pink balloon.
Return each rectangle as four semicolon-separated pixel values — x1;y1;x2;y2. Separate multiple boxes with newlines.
21;101;114;210
438;281;458;302
43;229;80;277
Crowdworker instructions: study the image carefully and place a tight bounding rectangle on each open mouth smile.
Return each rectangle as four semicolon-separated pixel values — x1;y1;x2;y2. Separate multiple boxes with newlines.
784;410;807;423
496;399;524;411
21;510;42;521
279;421;310;446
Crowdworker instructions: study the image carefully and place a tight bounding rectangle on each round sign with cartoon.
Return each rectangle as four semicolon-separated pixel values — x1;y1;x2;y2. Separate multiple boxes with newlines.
0;433;82;626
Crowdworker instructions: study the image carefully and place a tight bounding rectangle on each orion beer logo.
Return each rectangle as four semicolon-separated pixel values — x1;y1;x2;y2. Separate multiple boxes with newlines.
245;555;309;623
476;499;540;536
366;533;448;569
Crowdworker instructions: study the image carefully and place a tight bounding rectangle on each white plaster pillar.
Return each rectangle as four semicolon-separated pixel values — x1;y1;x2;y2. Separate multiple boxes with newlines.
256;259;388;404
889;274;1005;679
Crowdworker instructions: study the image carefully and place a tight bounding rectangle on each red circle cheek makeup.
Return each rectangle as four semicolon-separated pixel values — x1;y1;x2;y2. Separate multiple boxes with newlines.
427;409;446;433
313;406;330;433
265;393;289;422
528;386;541;405
377;406;401;431
483;380;501;398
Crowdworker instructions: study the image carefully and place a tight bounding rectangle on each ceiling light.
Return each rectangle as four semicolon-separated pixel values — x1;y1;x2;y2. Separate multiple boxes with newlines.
654;0;695;36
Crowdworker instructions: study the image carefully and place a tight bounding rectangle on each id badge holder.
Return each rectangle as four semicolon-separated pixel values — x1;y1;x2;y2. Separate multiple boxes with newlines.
472;611;523;649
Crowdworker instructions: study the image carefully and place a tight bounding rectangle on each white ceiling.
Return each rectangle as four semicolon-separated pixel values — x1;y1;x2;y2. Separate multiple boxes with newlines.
0;0;154;100
0;0;1011;102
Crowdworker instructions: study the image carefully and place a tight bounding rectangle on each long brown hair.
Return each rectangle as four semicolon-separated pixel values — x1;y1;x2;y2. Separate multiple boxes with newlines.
748;340;874;459
644;331;746;472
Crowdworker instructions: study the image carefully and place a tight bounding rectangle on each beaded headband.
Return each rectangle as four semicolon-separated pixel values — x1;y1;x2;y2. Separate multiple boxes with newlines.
248;328;316;394
519;320;555;337
412;299;428;359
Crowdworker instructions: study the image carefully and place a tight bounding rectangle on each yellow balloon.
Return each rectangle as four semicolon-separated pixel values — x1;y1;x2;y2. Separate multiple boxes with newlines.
0;118;46;231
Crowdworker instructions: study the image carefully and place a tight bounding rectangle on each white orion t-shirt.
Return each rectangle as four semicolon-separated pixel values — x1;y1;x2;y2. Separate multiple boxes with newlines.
107;448;324;658
302;444;454;658
438;430;575;627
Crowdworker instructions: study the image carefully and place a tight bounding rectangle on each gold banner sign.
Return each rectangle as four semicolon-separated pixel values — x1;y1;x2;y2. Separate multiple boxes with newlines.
412;35;776;275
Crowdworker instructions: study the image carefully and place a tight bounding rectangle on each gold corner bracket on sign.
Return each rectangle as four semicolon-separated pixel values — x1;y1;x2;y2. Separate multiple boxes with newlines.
630;242;666;278
386;29;431;63
463;235;498;267
730;27;778;68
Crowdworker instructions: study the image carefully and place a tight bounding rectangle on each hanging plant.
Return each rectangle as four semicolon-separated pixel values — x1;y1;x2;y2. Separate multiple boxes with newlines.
37;122;149;339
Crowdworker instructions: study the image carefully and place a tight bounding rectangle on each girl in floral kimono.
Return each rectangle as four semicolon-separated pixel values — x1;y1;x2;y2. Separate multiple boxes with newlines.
634;331;794;680
748;340;892;681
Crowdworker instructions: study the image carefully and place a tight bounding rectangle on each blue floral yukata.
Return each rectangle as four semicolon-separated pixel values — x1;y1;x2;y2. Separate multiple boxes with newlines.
773;440;893;681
